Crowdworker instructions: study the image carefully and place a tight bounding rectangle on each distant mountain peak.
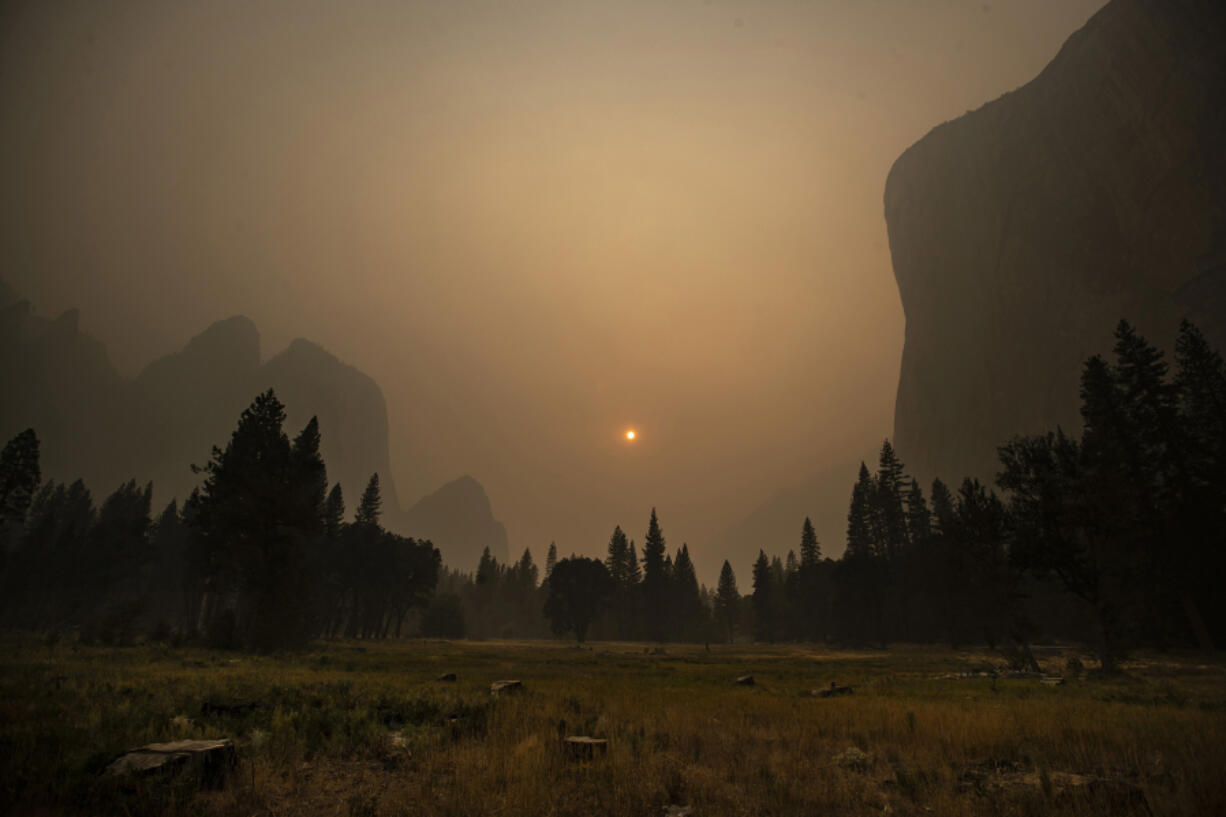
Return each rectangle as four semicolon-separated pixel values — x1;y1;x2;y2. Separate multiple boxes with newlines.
404;474;508;571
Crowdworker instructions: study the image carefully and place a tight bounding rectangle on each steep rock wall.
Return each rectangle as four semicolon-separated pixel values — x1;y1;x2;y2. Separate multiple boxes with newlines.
885;0;1226;488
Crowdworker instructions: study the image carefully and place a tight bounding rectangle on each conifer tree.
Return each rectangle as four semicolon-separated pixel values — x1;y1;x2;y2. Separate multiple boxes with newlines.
356;473;382;526
751;550;779;642
714;560;740;642
875;440;909;560
671;543;703;641
800;517;821;566
545;541;558;578
797;517;824;641
0;429;40;543
324;484;346;538
641;508;670;641
846;463;874;557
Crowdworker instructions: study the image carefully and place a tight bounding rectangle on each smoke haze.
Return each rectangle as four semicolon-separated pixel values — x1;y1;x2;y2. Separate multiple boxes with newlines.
0;0;1105;581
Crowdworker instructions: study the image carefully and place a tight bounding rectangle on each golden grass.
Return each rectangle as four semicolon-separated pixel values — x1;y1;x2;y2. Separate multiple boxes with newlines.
2;639;1224;816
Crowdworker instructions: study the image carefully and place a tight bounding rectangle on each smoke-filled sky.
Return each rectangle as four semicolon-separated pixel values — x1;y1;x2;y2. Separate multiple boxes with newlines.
1;0;1104;582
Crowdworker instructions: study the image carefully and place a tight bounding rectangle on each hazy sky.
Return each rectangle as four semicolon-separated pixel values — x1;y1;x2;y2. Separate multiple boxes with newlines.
1;0;1104;582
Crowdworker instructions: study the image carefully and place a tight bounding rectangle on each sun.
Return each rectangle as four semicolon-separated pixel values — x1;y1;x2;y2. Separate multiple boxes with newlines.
625;429;637;441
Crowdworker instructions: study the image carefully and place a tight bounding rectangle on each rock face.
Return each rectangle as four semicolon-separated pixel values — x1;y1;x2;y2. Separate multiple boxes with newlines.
884;0;1226;488
403;475;509;569
0;288;131;492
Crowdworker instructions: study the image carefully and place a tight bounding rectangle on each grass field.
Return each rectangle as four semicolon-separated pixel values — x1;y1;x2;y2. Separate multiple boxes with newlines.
2;639;1224;816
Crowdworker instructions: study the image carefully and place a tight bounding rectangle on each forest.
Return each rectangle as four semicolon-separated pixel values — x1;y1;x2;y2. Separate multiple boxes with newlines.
1;319;1222;673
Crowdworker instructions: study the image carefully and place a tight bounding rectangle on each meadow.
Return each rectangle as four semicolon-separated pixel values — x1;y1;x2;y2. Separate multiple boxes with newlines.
1;638;1224;816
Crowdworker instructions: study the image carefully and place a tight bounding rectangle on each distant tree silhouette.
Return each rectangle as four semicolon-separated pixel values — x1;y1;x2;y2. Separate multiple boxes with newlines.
846;463;874;558
751;550;778;642
0;429;40;545
640;508;670;641
714;560;740;642
356;473;382;526
544;556;612;643
604;525;637;639
795;517;824;641
671;543;705;641
545;541;558;578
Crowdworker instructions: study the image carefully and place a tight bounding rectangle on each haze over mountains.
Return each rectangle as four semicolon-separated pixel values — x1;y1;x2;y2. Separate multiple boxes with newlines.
2;0;1116;585
9;0;1224;581
0;282;508;569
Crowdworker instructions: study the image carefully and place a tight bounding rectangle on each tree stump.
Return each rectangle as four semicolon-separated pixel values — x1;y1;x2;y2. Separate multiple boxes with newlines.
564;736;609;760
107;739;237;788
814;682;854;698
490;679;522;695
736;675;755;686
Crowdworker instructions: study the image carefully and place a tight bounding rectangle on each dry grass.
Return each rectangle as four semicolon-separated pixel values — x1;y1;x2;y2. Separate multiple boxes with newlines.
2;638;1224;816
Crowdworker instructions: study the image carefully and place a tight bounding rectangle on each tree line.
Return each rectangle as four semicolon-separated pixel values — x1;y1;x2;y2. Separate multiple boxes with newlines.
0;319;1222;667
0;390;439;650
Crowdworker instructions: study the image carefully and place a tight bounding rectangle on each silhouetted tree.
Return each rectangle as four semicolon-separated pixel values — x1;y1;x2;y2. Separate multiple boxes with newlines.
640;508;670;641
0;429;40;545
185;390;325;651
846;463;874;558
544;556;612;643
714;560;739;642
751;550;779;642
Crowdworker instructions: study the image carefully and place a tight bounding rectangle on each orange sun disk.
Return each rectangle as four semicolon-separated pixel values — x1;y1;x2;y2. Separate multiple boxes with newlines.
625;429;637;441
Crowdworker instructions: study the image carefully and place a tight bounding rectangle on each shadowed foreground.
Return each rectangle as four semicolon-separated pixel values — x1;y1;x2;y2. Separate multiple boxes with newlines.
2;639;1223;816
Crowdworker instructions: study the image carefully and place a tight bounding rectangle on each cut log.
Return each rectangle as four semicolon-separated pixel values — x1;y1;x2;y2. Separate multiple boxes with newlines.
107;739;237;788
436;672;457;682
1040;676;1066;686
814;682;854;698
564;736;608;760
490;679;522;695
735;675;755;686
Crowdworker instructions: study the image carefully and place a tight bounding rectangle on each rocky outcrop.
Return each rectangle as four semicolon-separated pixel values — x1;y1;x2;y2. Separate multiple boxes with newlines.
0;290;403;518
260;338;399;518
0;292;131;492
885;0;1226;488
403;475;509;570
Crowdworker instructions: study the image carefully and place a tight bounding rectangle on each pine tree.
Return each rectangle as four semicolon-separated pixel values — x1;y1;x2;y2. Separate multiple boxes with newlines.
751;550;776;642
797;517;824;641
626;540;642;585
714;560;739;643
545;541;558;578
356;473;382;526
605;526;630;586
641;508;670;641
324;484;346;538
846;463;874;557
905;479;930;546
929;479;955;537
799;517;821;566
672;544;703;641
185;390;324;651
0;429;40;543
514;548;538;590
875;439;909;560
1174;319;1226;648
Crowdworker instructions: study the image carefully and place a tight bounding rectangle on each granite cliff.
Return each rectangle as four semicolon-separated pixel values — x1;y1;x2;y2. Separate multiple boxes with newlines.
884;0;1226;488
